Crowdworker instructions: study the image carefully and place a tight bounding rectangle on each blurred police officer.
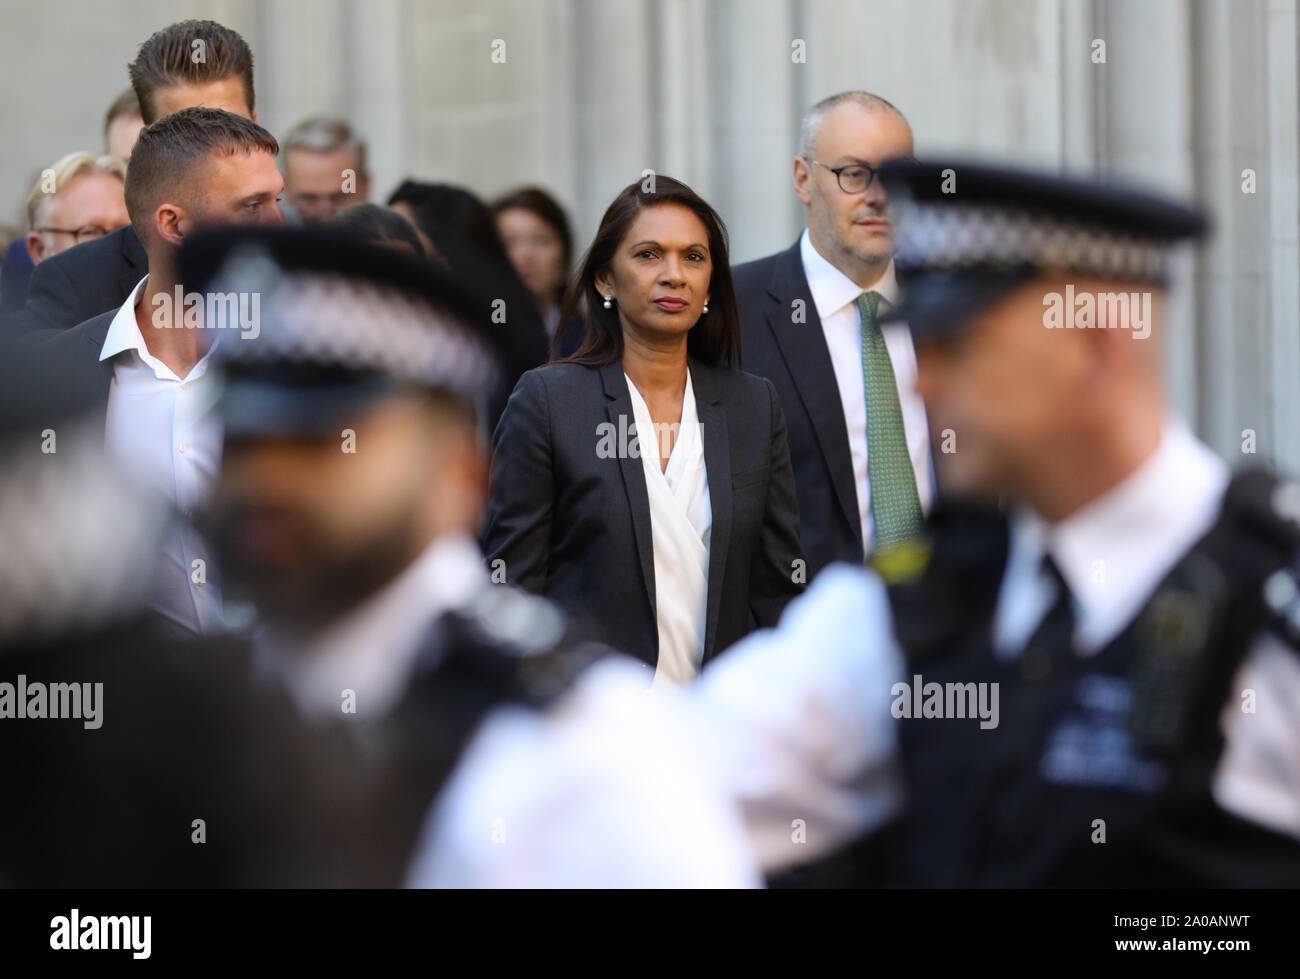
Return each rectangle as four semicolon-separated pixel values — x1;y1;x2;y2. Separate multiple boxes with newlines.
688;159;1300;886
185;227;758;887
0;393;353;887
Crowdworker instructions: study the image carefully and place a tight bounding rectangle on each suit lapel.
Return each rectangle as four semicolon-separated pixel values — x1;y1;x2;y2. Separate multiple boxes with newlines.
82;313;116;432
764;238;862;547
599;361;657;649
691;358;731;664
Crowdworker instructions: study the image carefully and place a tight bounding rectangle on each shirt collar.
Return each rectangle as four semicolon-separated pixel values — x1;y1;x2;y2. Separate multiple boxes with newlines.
99;275;151;362
1012;419;1230;651
264;532;491;720
99;275;219;382
799;227;901;322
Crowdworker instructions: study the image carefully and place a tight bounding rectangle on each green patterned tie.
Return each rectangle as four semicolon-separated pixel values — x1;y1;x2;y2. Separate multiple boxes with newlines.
857;290;923;553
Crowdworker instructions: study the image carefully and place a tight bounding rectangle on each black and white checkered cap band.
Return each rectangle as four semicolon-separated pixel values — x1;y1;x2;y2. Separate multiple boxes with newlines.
212;250;500;397
0;420;163;639
893;201;1174;282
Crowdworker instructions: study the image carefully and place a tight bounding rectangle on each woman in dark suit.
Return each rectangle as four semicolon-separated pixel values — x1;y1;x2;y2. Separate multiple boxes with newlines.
484;175;804;685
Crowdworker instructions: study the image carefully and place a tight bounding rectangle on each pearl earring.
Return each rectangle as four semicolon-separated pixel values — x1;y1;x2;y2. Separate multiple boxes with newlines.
603;294;613;309
702;302;709;314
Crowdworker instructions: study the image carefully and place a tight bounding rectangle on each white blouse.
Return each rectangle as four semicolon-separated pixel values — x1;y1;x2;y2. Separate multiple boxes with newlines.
624;370;712;688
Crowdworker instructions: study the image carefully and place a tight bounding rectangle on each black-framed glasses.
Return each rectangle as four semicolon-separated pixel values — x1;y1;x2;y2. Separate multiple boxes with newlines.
805;157;917;194
35;225;111;243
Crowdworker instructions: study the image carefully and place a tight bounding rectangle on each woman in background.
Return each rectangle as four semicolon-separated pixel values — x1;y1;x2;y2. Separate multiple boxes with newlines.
492;186;573;346
387;180;549;427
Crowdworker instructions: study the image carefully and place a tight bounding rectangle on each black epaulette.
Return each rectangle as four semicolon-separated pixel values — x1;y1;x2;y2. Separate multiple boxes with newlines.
424;584;613;707
358;586;613;884
1123;467;1300;763
1226;469;1300;650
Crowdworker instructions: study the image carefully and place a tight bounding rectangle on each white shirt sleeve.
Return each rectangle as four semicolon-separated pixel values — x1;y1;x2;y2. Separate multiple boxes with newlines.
685;563;907;871
405;657;762;888
1213;631;1300;841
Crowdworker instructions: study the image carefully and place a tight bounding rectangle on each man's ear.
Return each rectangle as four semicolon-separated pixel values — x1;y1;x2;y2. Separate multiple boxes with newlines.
25;231;45;265
154;203;186;248
251;107;259;124
793;156;813;206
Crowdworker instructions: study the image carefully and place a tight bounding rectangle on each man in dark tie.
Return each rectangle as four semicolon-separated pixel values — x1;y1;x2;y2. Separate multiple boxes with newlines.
733;92;932;579
693;157;1300;887
1;19;259;342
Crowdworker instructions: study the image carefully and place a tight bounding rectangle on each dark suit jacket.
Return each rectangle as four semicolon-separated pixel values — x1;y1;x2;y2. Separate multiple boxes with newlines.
0;307;116;469
0;237;34;313
0;622;373;886
0;224;145;342
733;238;868;579
484;357;805;671
0;310;116;438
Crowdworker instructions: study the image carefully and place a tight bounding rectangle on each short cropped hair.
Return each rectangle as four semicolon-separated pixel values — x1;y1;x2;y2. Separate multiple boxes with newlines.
128;19;255;125
799;91;908;159
124;107;278;244
103;88;143;138
25;152;128;230
282;116;368;174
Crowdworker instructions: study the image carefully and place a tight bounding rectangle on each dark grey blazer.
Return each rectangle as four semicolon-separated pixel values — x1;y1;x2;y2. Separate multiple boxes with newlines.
0;309;116;442
484;356;805;671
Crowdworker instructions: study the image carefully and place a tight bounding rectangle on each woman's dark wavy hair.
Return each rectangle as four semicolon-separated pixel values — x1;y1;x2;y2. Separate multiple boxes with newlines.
386;180;510;265
553;175;741;369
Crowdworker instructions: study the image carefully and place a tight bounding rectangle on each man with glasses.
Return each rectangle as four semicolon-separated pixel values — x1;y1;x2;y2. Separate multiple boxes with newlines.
0;92;143;316
691;158;1300;887
734;92;934;579
22;152;129;266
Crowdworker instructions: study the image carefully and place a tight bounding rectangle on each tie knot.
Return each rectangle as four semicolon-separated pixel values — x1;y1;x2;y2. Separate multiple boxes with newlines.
857;290;882;324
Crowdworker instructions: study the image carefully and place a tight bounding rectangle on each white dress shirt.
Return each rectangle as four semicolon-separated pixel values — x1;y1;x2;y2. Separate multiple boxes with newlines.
800;229;934;554
101;276;223;635
625;370;712;688
992;419;1229;657
689;421;1300;870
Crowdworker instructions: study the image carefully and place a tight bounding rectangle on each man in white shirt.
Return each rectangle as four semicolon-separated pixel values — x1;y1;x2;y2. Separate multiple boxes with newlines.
734;92;933;578
7;107;284;636
687;159;1300;886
